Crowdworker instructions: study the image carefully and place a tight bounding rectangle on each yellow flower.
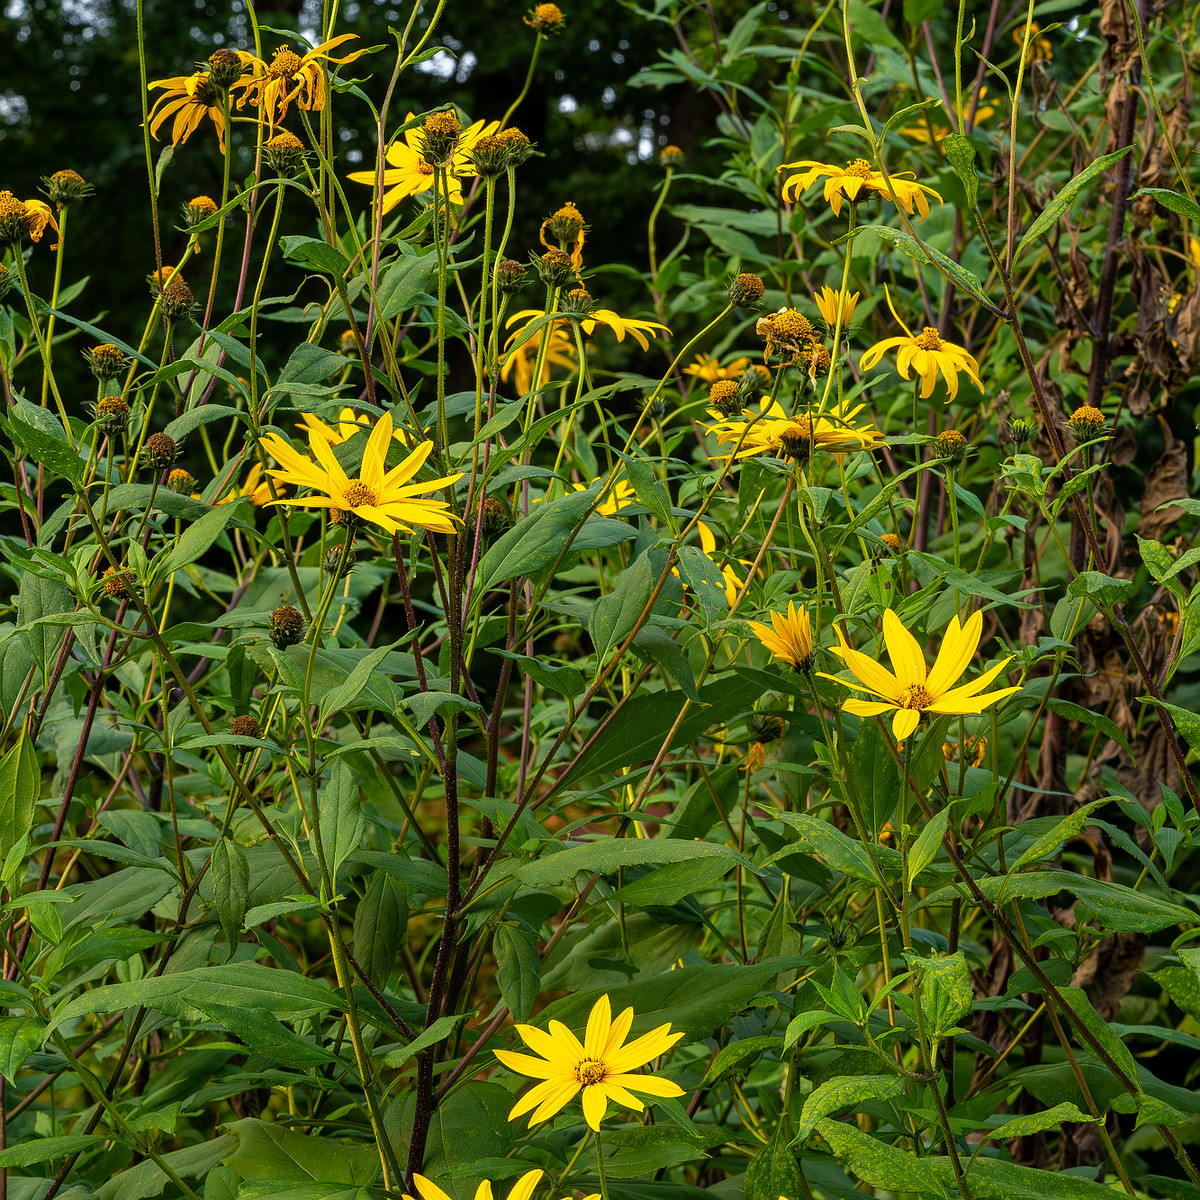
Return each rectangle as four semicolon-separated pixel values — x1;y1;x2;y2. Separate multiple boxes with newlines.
903;88;996;144
540;201;587;267
147;62;250;153
406;1170;549;1200
820;608;1021;742
779;157;942;219
500;324;577;394
214;463;277;507
709;398;881;461
494;993;685;1131
813;286;860;331
524;3;565;32
0;192;58;249
348;111;500;213
1014;21;1052;63
697;522;745;606
298;407;371;445
859;320;981;402
572;479;637;517
684;353;752;382
507;308;670;355
237;36;369;128
747;600;814;671
260;410;462;535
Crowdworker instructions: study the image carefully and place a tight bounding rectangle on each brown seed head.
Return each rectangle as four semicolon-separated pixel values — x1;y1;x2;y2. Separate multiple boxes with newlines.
269;604;305;648
729;272;765;309
229;713;262;739
159;280;195;323
142;432;178;470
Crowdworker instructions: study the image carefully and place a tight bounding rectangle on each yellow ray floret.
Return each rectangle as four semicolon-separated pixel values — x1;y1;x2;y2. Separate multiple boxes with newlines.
747;600;814;671
779;157;942;219
819;608;1021;742
494;993;685;1131
259;410;462;535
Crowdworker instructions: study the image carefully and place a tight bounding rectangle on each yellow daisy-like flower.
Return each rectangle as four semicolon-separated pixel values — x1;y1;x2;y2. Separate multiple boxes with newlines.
779;157;942;219
348;111;501;213
507;309;670;355
747;600;814;672
147;61;252;153
406;1170;551;1200
298;407;371;446
214;463;277;507
495;994;685;1131
237;36;369;128
259;410;462;535
860;322;982;402
0;192;58;249
684;353;752;382
709;398;881;461
820;609;1021;742
813;286;860;331
500;324;577;394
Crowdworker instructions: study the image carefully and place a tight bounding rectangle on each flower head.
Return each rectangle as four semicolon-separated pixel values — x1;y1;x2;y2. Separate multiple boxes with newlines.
541;202;586;266
1068;405;1105;442
820;609;1021;742
260;410;463;536
348;111;500;214
495;994;684;1131
507;307;669;355
747;600;814;672
935;428;968;466
860;297;981;401
182;195;218;228
147;66;241;153
229;714;261;739
660;144;684;167
141;432;178;470
814;286;860;332
709;397;881;462
265;131;307;176
92;395;131;434
298;407;371;445
779;156;942;219
237;36;368;128
524;3;565;32
41;169;92;207
406;1170;548;1200
84;344;129;381
685;353;751;382
0;192;58;249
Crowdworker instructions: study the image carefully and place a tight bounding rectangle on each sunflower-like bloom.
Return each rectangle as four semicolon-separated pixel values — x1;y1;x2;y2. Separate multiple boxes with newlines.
570;479;637;517
495;994;684;1131
779;157;942;219
507;309;670;354
820;609;1021;742
860;321;981;402
148;62;250;153
684;353;752;382
348;111;500;213
500;324;577;394
0;192;58;249
406;1170;554;1200
709;398;881;461
298;407;371;445
214;463;277;507
237;36;368;128
260;410;462;535
814;286;860;331
747;600;814;672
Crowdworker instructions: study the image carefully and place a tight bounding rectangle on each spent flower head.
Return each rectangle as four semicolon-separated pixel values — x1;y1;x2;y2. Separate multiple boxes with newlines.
141;433;178;471
935;428;968;467
0;191;58;249
422;110;464;165
207;47;248;89
729;272;765;309
229;714;261;739
93;395;131;434
84;343;129;381
524;3;565;32
269;604;305;648
265;131;307;176
159;280;196;324
42;169;93;207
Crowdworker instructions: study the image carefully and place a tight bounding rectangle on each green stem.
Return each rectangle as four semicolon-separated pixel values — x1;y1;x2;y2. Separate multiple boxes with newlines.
12;250;75;448
593;1130;612;1200
501;33;542;129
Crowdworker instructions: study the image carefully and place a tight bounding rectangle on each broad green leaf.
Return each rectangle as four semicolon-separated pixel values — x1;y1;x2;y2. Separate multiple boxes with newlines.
376;251;436;319
381;1012;470;1067
609;857;732;907
494;924;540;1024
590;551;660;665
676;544;731;622
631;625;700;702
871;225;990;305
989;1102;1095;1141
701;1034;782;1085
745;1121;805;1200
518;837;752;887
317;761;365;885
210;837;250;949
618;452;672;525
1068;570;1133;607
0;1134;103;1167
97;1137;238;1200
279;234;351;277
798;1076;905;1140
224;1118;379;1184
1009;798;1111;872
490;651;584;698
318;644;395;725
17;573;74;693
353;872;407;988
914;952;972;1042
1016;146;1134;258
0;1015;45;1083
1044;700;1133;759
161;504;239;576
908;808;949;887
1151;699;1200;758
476;487;598;593
6;398;86;482
1132;186;1200;224
943;132;979;208
0;722;39;869
774;811;897;887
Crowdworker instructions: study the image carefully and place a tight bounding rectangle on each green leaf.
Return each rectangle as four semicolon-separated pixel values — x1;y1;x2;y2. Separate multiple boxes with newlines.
783;1009;837;1051
745;1121;805;1200
590;551;659;665
908;808;949;888
353;872;407;988
618;452;672;525
518;838;753;888
476;488;597;593
1045;700;1133;759
631;626;700;703
871;225;990;305
225;1118;380;1184
210;837;250;949
774;811;895;887
279;234;351;277
989;1102;1095;1141
1068;570;1133;607
1009;798;1112;872
381;1012;470;1068
914;952;972;1042
676;545;730;622
164;403;246;442
162;504;239;577
702;1034;782;1086
318;645;395;725
17;572;74;692
1016;146;1135;258
0;1134;103;1167
318;761;365;885
494;924;540;1024
490;651;584;698
376;251;436;320
6;398;85;482
609;857;732;907
943;133;979;208
1150;699;1200;758
799;1076;905;1141
902;0;942;23
1056;986;1139;1084
1132;186;1200;224
98;1138;238;1200
0;723;39;870
0;1015;45;1083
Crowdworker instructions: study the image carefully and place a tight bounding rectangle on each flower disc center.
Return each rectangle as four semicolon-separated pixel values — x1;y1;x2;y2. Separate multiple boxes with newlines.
901;684;932;710
269;49;304;79
845;158;873;178
343;481;378;509
915;327;943;351
575;1058;607;1086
